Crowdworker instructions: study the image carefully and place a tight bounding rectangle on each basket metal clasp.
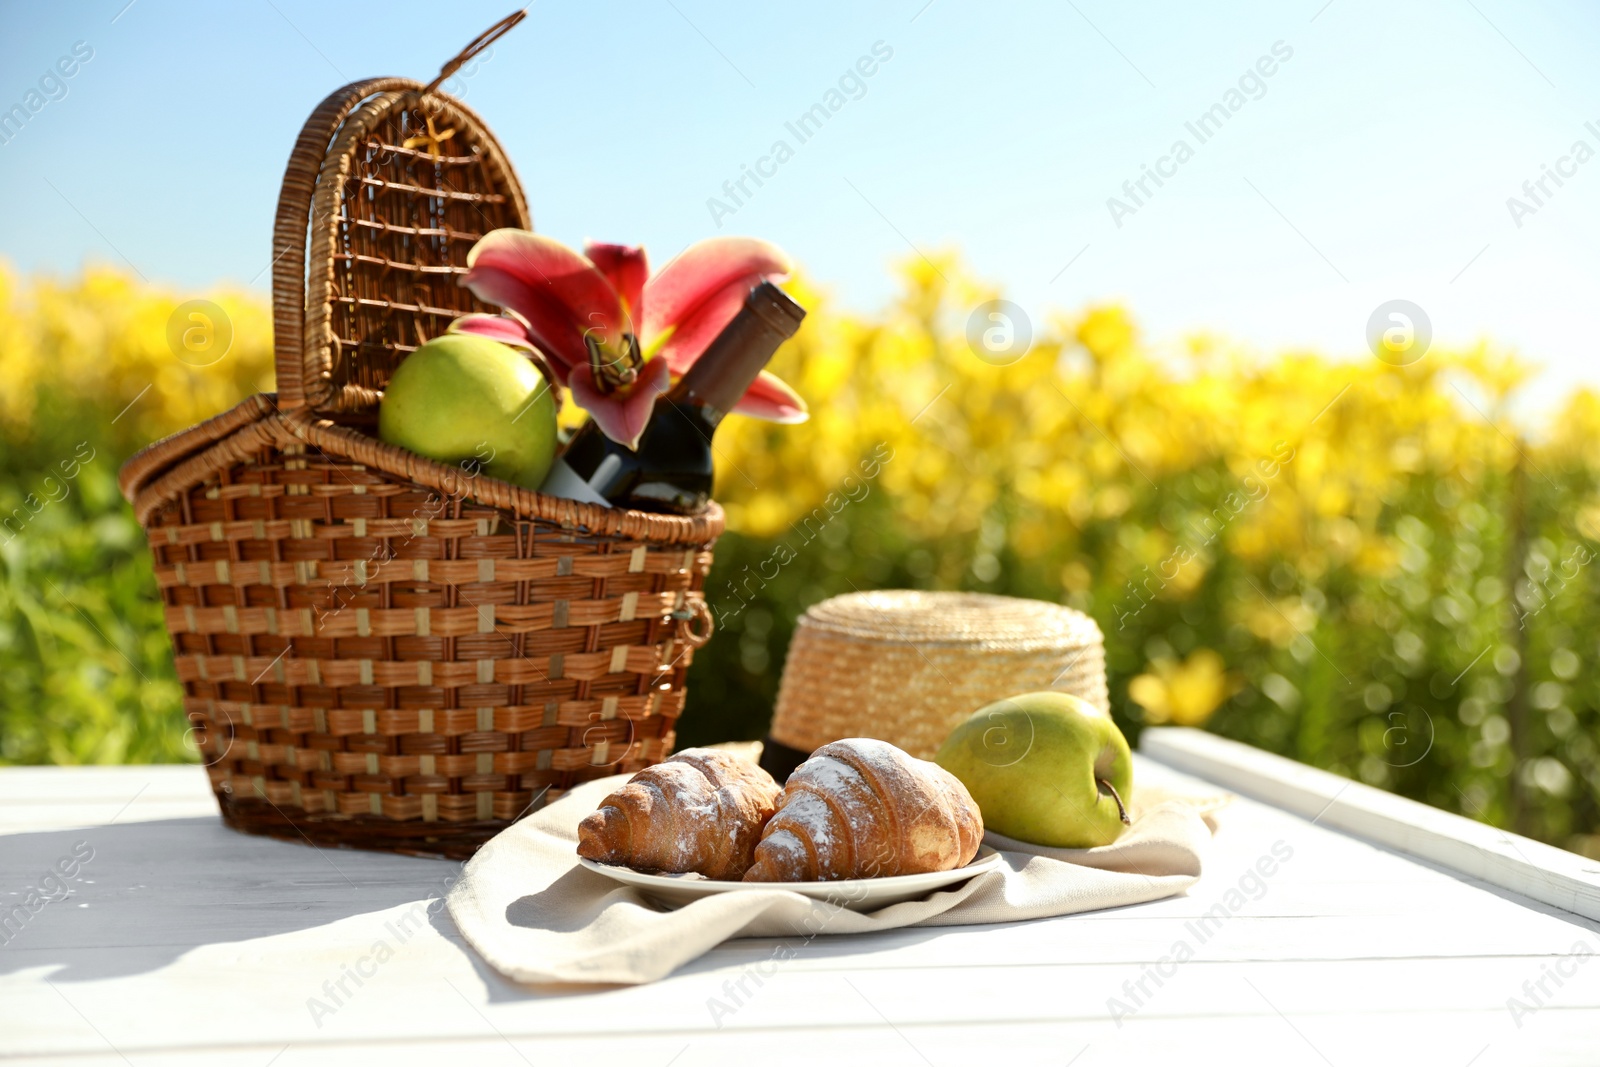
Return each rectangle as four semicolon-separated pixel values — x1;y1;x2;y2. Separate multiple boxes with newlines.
670;596;714;648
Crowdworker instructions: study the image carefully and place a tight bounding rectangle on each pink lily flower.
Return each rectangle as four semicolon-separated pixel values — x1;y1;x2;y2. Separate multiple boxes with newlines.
449;230;807;449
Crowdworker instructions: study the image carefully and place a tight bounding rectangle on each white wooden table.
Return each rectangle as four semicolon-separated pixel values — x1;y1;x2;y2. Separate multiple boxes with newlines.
4;728;1599;1066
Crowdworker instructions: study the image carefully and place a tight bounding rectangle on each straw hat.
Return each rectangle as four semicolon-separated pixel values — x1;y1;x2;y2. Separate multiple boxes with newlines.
767;590;1109;761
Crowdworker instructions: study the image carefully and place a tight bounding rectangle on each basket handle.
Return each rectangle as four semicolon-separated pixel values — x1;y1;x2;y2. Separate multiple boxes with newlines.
271;76;423;414
425;8;527;93
272;9;530;413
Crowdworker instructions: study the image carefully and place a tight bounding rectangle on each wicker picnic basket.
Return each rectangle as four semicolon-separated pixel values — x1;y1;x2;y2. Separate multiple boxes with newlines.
760;591;1108;778
117;16;723;858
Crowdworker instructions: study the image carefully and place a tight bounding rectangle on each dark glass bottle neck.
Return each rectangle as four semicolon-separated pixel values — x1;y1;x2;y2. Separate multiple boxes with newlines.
670;281;804;416
546;281;804;515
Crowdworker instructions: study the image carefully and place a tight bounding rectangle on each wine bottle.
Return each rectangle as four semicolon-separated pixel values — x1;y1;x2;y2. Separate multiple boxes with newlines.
542;281;806;514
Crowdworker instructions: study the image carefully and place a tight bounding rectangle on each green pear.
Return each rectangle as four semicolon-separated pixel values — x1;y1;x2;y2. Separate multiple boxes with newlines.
934;691;1133;848
378;333;557;490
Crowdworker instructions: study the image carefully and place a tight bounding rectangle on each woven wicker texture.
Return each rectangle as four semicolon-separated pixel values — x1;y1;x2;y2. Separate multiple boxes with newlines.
119;27;722;857
304;87;529;416
769;591;1109;760
150;435;716;855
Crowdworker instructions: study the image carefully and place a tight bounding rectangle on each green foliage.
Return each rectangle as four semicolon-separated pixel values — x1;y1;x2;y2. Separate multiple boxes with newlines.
0;465;187;764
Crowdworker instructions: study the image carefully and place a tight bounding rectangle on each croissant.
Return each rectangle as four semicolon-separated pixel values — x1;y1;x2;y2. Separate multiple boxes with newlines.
576;748;781;880
743;737;983;882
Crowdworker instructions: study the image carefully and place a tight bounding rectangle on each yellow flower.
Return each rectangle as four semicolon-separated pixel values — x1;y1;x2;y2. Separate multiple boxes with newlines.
1128;650;1236;727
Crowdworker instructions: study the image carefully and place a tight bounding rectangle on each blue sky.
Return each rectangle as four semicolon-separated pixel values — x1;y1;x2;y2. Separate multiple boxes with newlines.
3;0;1598;414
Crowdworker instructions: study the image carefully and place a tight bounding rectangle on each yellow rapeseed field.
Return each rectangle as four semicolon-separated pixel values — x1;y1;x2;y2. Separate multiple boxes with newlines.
2;256;1597;852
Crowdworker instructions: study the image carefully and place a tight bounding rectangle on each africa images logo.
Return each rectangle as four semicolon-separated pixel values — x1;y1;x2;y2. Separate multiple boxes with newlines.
1106;41;1294;228
706;41;895;228
0;41;94;147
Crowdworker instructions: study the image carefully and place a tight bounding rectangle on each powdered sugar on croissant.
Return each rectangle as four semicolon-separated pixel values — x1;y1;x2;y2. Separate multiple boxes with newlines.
576;748;781;880
743;737;983;882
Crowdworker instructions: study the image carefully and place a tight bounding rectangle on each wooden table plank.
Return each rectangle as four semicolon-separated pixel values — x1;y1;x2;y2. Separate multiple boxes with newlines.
3;755;1597;1066
1142;727;1600;922
0;765;214;834
13;1012;1600;1067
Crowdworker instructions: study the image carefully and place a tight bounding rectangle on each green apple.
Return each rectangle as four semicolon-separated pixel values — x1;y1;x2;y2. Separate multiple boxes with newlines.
378;333;557;490
934;691;1133;848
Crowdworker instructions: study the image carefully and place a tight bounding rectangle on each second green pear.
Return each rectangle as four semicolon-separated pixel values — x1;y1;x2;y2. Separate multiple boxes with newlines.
935;690;1133;848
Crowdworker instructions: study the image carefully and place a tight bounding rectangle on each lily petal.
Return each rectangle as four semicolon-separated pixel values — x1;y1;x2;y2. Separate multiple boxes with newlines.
463;229;628;369
641;236;790;350
731;370;809;424
652;277;751;375
566;355;672;450
585;242;648;328
447;313;536;350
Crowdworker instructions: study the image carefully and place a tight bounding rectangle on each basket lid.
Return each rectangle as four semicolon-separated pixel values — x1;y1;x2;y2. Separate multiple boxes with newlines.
272;15;531;416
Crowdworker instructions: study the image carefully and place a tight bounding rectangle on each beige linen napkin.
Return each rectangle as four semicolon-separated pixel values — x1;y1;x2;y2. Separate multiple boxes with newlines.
447;771;1219;986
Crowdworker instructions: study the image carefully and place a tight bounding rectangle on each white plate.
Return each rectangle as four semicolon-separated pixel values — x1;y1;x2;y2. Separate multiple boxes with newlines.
578;846;1004;912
